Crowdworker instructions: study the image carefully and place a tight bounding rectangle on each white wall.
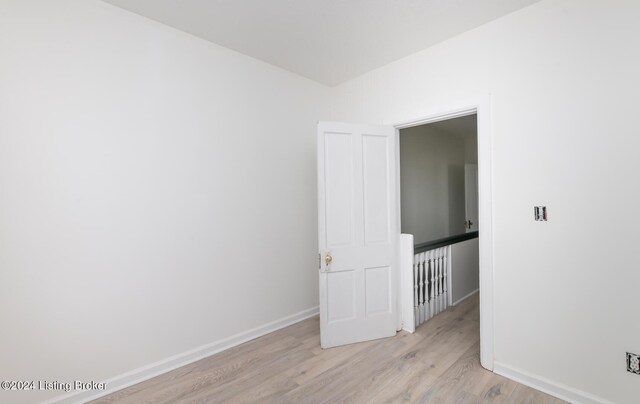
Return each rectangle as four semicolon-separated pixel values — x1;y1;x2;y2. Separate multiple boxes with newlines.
0;1;328;403
399;125;467;243
330;0;640;403
450;238;479;305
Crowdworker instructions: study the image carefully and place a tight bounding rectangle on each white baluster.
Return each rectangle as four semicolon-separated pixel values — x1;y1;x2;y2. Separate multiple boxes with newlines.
424;251;429;322
431;249;436;316
422;251;427;322
438;248;444;312
436;248;441;315
429;250;436;320
429;250;436;317
426;253;430;323
423;252;429;324
440;248;445;313
422;251;431;321
440;248;444;311
413;253;419;326
418;254;424;324
443;246;448;310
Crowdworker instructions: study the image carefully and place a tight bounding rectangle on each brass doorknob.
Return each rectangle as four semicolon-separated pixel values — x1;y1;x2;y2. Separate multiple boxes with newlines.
325;254;332;267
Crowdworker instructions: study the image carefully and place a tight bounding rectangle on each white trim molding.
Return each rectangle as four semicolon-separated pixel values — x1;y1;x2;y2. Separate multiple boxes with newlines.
452;288;479;307
494;362;614;404
46;306;320;404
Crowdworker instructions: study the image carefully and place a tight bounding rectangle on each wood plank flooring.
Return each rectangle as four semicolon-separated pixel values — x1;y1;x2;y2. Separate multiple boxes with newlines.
93;294;564;404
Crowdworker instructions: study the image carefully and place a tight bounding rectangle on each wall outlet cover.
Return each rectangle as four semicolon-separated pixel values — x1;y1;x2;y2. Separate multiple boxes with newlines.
627;352;640;374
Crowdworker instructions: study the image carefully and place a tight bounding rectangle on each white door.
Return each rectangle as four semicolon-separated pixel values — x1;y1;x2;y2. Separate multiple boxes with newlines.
464;164;479;232
317;121;398;348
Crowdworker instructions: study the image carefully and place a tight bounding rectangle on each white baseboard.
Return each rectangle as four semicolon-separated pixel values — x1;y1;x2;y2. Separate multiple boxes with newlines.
493;362;613;404
452;288;479;306
46;306;319;404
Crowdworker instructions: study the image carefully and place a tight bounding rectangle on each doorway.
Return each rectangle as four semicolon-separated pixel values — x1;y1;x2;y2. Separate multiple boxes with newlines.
398;114;479;330
393;101;493;371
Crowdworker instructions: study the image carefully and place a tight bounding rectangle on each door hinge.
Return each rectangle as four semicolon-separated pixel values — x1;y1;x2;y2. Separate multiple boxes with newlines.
318;253;321;270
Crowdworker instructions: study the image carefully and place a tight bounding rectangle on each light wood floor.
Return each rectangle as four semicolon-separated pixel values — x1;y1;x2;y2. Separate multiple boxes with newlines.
94;294;564;403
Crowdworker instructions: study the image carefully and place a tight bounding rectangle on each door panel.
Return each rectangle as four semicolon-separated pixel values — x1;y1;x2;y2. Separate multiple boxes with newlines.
362;134;390;244
318;122;397;348
465;164;479;232
324;132;354;248
327;271;356;323
365;266;392;316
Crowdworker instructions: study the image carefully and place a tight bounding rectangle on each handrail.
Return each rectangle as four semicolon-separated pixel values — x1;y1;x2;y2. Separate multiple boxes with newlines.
414;231;478;254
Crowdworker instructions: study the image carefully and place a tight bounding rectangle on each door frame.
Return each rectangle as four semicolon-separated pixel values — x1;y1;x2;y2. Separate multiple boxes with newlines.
391;96;494;371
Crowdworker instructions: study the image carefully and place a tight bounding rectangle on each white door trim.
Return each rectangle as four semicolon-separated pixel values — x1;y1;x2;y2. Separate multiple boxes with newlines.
391;95;494;371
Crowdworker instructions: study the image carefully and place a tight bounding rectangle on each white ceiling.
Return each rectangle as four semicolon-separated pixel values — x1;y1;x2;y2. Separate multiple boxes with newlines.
102;0;542;86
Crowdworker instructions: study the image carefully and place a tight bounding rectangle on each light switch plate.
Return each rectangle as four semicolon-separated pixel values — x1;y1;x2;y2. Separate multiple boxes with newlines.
534;206;547;221
627;352;640;375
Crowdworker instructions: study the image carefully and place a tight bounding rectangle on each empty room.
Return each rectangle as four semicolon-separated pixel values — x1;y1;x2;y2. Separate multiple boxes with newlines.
1;1;638;403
